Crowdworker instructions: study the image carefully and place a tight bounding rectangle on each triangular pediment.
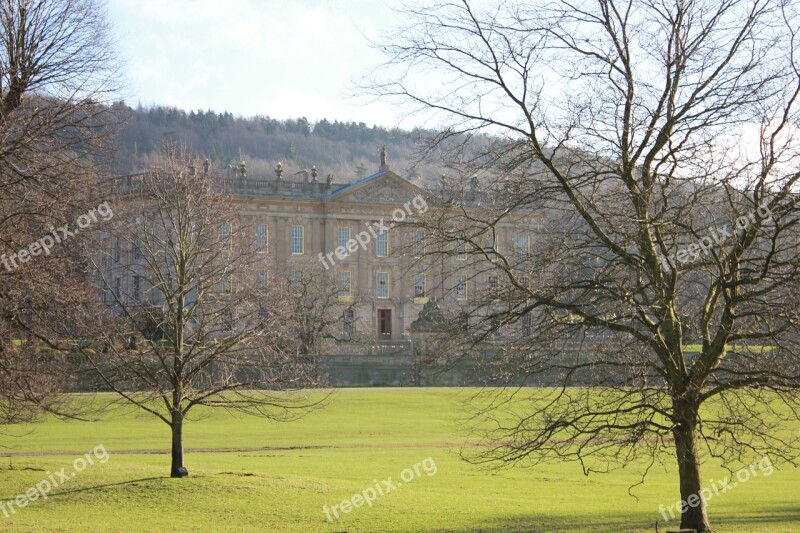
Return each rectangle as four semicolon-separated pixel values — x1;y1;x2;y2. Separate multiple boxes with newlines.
324;170;431;206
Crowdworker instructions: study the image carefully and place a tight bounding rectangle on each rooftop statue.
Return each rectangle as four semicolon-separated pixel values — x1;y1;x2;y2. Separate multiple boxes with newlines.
380;144;388;168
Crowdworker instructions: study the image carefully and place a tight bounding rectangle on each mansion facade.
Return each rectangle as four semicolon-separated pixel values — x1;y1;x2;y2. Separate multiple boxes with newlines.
109;158;536;344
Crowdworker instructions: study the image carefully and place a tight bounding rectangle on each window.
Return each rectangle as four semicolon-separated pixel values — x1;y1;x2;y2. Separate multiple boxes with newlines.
413;231;425;258
343;308;356;334
376;272;389;298
102;288;111;304
133;239;142;261
220;223;231;247
290;270;302;283
133;275;142;302
100;238;109;266
114;237;122;264
456;239;466;260
488;275;498;291
488;232;497;259
376;229;388;257
414;273;426;298
522;314;533;337
291;225;304;255
517;235;530;260
256;224;268;253
338;227;350;256
222;310;235;333
114;277;121;299
257;270;268;289
456;275;468;300
339;270;351;297
218;268;231;293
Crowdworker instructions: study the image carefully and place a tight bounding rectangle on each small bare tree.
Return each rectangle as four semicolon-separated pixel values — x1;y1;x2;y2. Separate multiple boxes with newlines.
0;0;120;423
75;145;321;478
368;1;800;530
280;259;365;357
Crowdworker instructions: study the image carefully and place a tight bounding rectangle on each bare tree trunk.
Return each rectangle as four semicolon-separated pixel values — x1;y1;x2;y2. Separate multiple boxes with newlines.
170;410;187;478
673;398;711;532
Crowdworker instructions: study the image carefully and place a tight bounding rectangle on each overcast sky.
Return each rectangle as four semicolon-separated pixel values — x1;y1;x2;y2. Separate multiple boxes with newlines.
108;0;405;127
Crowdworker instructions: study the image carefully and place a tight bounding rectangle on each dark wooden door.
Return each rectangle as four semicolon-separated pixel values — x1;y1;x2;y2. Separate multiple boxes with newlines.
378;309;392;338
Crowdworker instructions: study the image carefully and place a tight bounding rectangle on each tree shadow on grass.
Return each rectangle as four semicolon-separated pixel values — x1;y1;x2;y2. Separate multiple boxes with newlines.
0;477;168;500
413;505;800;533
710;507;800;530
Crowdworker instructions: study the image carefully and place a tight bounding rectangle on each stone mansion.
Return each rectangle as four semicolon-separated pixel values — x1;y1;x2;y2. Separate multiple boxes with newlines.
109;154;535;344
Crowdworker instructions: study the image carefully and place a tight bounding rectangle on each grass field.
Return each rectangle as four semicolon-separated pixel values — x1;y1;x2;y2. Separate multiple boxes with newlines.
0;388;797;532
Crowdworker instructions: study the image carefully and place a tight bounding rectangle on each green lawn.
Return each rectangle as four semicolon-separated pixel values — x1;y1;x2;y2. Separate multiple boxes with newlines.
0;388;797;532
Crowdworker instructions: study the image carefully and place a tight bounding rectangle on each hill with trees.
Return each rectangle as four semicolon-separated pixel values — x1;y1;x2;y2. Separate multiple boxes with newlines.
112;104;444;185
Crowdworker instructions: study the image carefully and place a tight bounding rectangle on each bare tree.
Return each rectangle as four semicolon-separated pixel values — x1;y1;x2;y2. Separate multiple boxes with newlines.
280;259;365;357
0;0;121;423
73;145;321;478
368;1;800;530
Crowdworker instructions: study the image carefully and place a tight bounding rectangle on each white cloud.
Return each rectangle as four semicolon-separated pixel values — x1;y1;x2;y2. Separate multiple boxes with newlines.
107;0;404;126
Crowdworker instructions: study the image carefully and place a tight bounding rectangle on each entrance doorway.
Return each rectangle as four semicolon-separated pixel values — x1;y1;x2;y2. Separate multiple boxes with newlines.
378;309;392;339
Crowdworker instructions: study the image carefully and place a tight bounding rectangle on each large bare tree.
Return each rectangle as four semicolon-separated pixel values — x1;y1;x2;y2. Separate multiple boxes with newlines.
0;0;121;423
369;1;800;530
73;145;321;478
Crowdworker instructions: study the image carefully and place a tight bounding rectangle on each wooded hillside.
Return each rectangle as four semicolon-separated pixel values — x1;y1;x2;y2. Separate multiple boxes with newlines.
113;104;444;185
